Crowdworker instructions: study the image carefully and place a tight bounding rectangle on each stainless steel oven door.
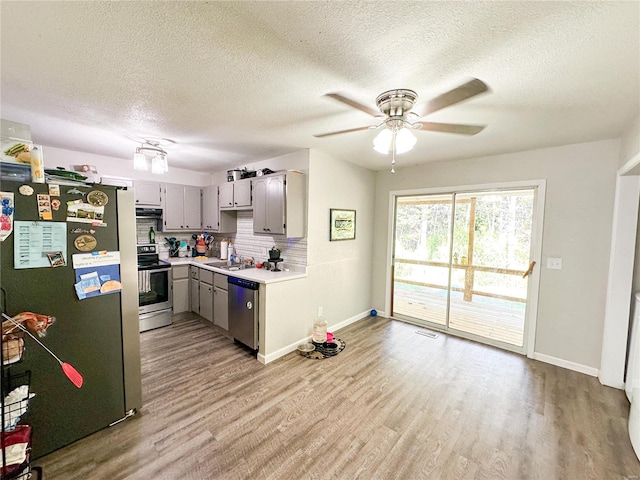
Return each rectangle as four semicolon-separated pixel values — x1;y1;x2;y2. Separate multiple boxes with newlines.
138;267;172;314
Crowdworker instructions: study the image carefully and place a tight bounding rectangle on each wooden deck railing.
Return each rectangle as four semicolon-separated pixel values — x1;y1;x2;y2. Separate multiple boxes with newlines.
394;258;527;304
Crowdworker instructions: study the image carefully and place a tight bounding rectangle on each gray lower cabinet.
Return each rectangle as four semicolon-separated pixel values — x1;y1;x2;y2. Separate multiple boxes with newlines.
200;283;214;322
199;269;214;322
172;265;190;314
190;266;200;315
213;273;228;331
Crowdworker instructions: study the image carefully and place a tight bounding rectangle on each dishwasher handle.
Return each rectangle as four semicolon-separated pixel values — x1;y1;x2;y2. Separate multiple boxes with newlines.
228;276;259;290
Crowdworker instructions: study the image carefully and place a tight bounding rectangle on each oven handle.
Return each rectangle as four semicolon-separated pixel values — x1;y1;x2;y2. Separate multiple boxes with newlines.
137;267;172;273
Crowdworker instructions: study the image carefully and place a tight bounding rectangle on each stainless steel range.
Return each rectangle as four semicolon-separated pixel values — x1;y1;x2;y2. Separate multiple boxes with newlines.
137;244;172;332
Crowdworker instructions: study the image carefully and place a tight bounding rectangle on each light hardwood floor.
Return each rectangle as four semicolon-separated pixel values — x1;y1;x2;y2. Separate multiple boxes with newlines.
37;315;639;479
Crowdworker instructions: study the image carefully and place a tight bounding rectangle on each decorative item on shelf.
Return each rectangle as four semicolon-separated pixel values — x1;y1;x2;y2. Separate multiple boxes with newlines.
256;168;275;176
240;168;256;179
72;164;99;183
29;146;44;183
227;169;242;182
133;140;168;174
44;167;87;183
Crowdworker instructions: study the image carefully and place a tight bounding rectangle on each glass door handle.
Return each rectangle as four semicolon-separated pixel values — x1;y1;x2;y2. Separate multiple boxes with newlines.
523;261;536;279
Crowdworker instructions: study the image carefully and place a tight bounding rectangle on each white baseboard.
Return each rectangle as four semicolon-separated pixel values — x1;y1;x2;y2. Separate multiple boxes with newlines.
260;309;372;364
532;352;600;378
330;309;373;332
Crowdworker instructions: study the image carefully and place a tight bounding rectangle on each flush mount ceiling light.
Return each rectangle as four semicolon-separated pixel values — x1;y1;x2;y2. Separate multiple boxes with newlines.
133;140;168;174
314;79;489;173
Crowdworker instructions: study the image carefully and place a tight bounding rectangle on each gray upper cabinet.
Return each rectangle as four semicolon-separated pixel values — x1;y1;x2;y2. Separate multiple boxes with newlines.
202;185;219;230
202;185;237;233
134;180;161;206
183;187;202;230
253;174;284;235
253;172;306;238
164;184;202;231
219;179;252;210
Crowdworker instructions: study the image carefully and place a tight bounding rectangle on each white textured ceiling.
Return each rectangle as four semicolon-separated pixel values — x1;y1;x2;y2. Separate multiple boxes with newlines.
1;1;638;173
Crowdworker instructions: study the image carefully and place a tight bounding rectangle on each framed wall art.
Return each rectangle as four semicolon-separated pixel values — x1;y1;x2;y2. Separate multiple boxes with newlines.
330;209;356;241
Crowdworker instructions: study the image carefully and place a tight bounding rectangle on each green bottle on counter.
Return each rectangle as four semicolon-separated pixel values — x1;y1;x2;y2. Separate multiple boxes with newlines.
149;226;155;243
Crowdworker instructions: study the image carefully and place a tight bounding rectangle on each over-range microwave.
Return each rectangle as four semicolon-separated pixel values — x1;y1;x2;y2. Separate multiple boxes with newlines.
135;207;163;218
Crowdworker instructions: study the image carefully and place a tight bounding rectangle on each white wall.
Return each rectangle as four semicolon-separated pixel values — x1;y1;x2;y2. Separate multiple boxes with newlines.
620;113;640;170
371;139;620;371
41;145;211;186
260;149;376;361
598;111;640;387
622;113;640;292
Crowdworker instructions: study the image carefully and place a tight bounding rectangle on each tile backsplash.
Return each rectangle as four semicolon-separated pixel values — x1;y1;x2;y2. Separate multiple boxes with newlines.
229;211;307;266
135;211;307;266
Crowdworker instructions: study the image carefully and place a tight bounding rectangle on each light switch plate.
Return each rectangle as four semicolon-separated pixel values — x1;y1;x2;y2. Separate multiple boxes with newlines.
547;257;562;270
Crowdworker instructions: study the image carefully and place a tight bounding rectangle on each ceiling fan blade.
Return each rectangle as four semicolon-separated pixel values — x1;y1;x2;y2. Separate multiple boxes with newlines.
314;126;373;138
416;78;489;117
419;122;486;135
324;93;380;117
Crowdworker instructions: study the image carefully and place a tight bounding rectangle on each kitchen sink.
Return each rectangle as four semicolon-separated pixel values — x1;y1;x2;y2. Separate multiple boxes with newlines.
206;262;228;268
216;264;255;271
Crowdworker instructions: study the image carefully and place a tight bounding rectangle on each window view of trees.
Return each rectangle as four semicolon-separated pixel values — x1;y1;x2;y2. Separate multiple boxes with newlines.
454;192;533;270
393;190;534;311
393;189;535;346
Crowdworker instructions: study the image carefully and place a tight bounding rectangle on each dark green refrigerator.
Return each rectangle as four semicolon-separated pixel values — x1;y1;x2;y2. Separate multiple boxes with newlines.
0;180;141;460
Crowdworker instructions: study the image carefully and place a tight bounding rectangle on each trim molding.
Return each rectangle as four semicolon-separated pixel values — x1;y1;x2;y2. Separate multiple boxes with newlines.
259;309;371;364
618;151;640;176
532;352;600;379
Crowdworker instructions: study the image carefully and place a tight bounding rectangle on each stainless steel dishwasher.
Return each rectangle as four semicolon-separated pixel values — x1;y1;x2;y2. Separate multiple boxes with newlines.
227;276;259;350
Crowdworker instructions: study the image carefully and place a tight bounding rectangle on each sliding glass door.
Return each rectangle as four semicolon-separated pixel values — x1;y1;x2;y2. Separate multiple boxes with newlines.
392;194;452;326
392;188;536;350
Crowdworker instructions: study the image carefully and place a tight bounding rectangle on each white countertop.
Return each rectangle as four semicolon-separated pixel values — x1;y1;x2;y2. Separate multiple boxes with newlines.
162;257;307;284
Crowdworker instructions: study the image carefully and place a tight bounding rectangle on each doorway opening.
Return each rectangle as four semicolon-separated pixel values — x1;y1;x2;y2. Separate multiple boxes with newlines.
391;185;541;353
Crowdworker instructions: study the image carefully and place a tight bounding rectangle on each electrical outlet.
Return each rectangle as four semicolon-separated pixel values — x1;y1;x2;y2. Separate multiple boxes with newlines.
318;306;323;316
261;247;268;257
546;257;562;270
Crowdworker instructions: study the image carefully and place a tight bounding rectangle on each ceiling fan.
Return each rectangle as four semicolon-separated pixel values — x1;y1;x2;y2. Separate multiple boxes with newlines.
314;78;489;172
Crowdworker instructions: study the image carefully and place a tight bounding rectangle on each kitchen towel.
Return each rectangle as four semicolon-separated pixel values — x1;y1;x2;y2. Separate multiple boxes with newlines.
138;271;151;294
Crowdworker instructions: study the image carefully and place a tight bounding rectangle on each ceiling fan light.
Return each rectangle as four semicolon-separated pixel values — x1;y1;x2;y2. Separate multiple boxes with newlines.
133;152;148;171
151;153;166;175
158;152;169;173
373;128;393;154
395;128;417;154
